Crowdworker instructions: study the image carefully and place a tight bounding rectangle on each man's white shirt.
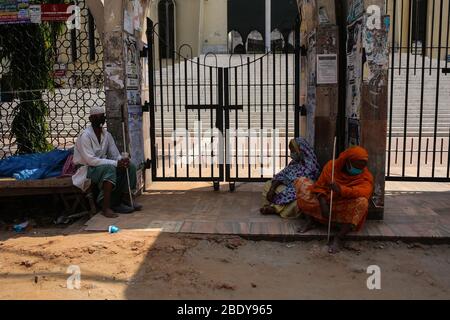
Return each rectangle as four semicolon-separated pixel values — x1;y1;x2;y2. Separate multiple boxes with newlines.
72;126;122;191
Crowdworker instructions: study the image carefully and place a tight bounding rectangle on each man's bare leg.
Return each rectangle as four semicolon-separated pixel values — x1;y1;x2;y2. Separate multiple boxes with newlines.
328;223;352;254
102;181;118;218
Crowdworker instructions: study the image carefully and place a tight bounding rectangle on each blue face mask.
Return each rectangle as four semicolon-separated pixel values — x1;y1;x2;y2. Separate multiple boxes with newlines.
346;162;363;176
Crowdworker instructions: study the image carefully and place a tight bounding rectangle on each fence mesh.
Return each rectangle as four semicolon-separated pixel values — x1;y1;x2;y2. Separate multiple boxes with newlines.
0;0;104;159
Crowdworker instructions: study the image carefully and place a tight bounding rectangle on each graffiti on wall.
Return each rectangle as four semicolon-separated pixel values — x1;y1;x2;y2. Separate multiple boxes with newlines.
362;15;390;91
346;17;363;120
347;0;364;24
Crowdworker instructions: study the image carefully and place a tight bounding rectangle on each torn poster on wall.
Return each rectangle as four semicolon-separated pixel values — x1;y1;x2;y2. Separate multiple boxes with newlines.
128;105;144;167
317;54;337;84
347;118;360;147
362;15;390;91
346;17;363;119
306;31;317;146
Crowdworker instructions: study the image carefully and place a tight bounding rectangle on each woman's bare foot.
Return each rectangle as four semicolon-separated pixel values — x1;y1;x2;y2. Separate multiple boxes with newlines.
102;208;119;218
297;216;316;233
260;206;277;215
328;237;342;254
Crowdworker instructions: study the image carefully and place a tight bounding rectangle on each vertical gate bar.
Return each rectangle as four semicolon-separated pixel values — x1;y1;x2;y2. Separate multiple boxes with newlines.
184;58;190;178
447;127;450;178
388;0;397;177
260;58;264;177
401;0;413;177
197;58;202;178
430;0;436;75
272;52;276;176
224;68;230;181
395;138;399;164
190;58;195;174
417;0;427;178
285;46;289;167
158;39;166;177
147;19;157;180
410;137;414;164
168;144;171;168
210;66;214;178
440;138;444;164
179;52;182;114
218;68;224;181
150;103;157;180
241;59;244;173
294;17;301;140
247;57;251;178
399;0;404;75
431;0;444;178
413;0;418;75
172;51;177;177
426;138;429;164
446;0;450;71
235;67;238;178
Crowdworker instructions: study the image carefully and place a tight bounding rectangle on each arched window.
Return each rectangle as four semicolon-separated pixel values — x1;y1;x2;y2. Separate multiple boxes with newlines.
246;30;264;54
271;29;284;53
227;30;245;54
158;0;175;59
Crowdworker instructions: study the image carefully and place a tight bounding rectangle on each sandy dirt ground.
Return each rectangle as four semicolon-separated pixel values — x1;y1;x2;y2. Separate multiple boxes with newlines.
0;224;449;300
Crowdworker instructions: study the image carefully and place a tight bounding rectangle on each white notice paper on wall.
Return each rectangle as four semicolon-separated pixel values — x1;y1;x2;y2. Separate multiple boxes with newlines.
316;54;338;84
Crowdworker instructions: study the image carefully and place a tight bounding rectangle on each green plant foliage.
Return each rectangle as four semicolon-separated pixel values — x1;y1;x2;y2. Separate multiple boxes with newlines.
0;0;69;154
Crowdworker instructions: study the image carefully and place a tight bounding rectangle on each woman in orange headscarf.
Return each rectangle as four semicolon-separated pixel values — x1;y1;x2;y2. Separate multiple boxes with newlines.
294;146;374;253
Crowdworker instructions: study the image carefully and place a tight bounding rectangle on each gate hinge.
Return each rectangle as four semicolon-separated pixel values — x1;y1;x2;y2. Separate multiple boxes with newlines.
145;158;152;169
142;101;150;112
140;46;148;58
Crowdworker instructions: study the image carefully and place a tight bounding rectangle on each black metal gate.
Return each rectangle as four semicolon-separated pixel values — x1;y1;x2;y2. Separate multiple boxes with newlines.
146;18;301;186
386;0;450;181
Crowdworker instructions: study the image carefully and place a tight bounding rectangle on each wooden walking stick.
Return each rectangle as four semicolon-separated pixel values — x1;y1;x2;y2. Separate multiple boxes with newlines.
327;136;337;244
121;106;134;209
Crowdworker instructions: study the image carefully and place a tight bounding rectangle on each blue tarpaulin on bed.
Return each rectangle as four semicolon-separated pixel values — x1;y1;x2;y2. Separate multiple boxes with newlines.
0;149;71;180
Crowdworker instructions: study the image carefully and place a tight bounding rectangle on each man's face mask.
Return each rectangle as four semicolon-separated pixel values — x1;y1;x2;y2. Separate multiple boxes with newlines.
346;161;364;176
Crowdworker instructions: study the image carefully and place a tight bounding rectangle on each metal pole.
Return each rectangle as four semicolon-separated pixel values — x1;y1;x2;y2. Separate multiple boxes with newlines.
265;0;271;52
327;137;337;243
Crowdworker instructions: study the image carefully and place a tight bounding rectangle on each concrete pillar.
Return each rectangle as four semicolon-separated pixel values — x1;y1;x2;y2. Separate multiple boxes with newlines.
345;0;389;219
103;0;150;191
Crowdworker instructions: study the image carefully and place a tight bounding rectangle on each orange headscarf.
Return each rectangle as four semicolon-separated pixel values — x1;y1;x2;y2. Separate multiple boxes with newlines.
312;146;374;200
